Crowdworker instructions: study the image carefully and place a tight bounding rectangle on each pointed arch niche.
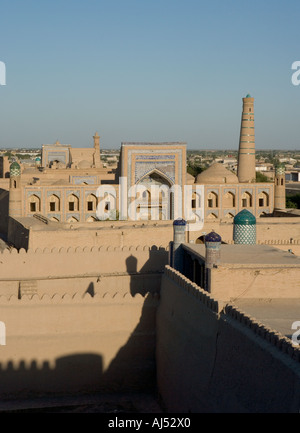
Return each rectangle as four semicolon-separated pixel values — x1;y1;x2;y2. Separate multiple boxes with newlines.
136;169;174;220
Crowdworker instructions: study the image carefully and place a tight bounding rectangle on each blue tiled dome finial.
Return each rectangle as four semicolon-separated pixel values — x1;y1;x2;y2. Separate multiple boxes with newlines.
205;231;222;243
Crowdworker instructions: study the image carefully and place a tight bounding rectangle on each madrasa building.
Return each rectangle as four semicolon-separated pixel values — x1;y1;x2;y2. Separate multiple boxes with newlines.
0;94;292;253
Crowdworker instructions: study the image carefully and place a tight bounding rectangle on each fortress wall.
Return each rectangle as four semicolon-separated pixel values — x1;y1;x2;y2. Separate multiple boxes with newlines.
216;239;300;256
209;266;300;301
8;216;300;252
189;218;300;244
0;291;158;397
156;266;300;413
21;221;174;250
0;246;168;297
0;190;8;235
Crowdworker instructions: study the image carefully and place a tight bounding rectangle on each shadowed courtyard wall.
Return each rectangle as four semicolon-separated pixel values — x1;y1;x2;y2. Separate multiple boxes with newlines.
0;245;167;398
0;245;168;297
156;266;300;413
0;291;158;398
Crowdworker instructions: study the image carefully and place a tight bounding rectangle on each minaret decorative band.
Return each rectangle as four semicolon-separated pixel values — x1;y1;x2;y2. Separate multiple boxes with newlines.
237;94;256;183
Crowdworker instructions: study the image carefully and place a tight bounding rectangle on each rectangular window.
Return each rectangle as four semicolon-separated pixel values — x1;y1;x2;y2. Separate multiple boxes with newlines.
259;198;264;207
30;203;36;212
242;199;247;207
50;202;56;212
87;201;93;211
208;199;213;208
69;202;75;211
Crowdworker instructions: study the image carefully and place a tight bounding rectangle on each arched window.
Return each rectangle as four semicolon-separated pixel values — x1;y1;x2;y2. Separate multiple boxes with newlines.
207;212;218;219
67;194;79;212
28;194;41;213
86;194;97;212
223;191;235;208
207;192;218;208
258;191;269;207
48;194;60;212
86;216;96;222
67;216;78;223
241;192;252;208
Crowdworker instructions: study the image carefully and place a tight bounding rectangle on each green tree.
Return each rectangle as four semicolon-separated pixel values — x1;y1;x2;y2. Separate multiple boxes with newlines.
256;172;271;183
187;164;204;177
286;194;300;209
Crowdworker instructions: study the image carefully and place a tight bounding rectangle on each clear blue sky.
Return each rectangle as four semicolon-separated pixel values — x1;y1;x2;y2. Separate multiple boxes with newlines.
0;0;300;150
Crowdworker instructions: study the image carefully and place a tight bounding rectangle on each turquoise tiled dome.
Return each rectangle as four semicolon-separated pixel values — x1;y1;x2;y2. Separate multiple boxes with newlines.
10;161;21;177
233;209;256;226
275;164;285;175
233;210;256;244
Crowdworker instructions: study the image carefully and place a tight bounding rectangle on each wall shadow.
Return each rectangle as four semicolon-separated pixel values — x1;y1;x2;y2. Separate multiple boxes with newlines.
0;246;169;410
100;247;168;392
0;354;104;401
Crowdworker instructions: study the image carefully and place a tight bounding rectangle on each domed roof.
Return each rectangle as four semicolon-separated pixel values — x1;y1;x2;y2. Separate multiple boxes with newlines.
234;209;256;225
173;218;186;226
78;160;91;169
275;163;285;175
10;161;21;176
205;231;222;243
195;163;238;185
186;172;195;184
10;161;20;169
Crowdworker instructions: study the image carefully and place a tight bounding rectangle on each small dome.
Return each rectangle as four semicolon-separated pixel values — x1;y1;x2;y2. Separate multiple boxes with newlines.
205;231;222;243
246;94;252;98
195;163;238;184
10;161;21;176
275;163;285;175
78;160;91;169
173;218;186;226
234;209;256;226
186;172;195;185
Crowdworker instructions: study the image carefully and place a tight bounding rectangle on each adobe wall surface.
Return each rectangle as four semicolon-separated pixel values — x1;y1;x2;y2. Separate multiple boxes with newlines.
8;215;300;253
11;219;174;250
156;267;300;413
0;290;158;398
209;265;300;301
188;217;300;243
0;246;168;297
0;189;9;235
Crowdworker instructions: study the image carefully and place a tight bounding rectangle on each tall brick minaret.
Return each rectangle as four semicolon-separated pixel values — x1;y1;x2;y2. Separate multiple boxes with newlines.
237;94;256;183
93;132;102;168
274;164;286;210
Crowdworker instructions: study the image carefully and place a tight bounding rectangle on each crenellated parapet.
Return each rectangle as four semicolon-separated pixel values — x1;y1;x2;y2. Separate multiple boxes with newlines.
163;265;300;365
0;290;159;304
221;239;300;246
224;304;300;363
1;244;169;255
164;265;220;313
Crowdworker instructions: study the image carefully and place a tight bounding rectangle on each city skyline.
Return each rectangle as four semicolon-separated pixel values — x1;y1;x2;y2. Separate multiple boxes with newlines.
0;0;300;150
